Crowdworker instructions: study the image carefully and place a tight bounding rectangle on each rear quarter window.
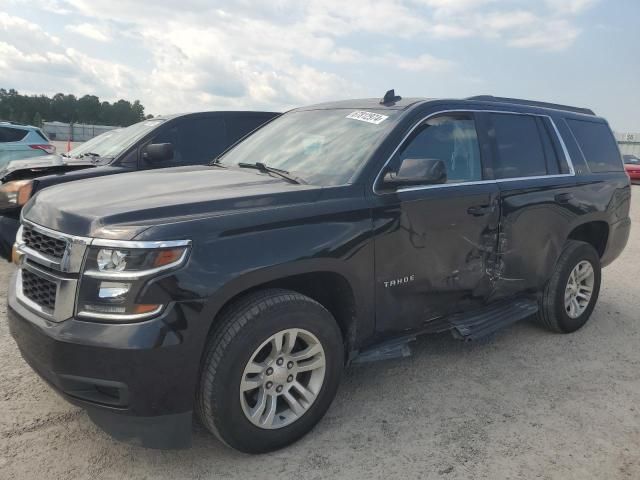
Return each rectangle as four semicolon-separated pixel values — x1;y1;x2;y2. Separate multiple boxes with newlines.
0;126;28;142
566;119;622;173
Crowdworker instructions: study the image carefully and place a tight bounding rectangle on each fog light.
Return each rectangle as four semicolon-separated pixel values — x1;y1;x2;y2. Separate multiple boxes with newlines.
98;282;130;300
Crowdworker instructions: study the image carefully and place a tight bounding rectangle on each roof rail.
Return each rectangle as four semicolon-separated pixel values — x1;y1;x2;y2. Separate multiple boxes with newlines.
466;95;595;116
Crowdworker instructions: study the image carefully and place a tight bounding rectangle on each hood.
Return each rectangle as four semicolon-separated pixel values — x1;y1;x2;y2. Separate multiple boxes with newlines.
0;154;100;182
23;165;322;238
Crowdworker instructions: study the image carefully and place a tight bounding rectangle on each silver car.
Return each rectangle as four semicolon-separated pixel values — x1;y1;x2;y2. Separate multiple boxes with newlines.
0;122;55;168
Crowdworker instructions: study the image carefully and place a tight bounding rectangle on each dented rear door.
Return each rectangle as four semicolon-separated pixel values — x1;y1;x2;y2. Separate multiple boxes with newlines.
484;111;578;299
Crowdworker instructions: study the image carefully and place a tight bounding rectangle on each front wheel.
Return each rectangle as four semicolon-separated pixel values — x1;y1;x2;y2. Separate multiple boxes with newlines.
196;289;344;453
538;240;602;333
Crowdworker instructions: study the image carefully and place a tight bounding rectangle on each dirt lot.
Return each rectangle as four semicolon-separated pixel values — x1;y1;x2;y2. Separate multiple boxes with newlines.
1;187;638;480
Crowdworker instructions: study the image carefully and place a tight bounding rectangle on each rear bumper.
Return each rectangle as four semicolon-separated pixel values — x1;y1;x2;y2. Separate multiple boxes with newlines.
0;215;19;261
602;217;631;267
7;274;207;449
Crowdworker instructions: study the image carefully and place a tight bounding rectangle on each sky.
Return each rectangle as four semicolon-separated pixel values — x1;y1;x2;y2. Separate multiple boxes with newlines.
1;0;639;131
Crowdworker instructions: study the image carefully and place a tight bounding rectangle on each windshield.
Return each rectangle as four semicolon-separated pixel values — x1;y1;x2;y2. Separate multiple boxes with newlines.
68;119;166;159
624;155;639;164
219;109;401;186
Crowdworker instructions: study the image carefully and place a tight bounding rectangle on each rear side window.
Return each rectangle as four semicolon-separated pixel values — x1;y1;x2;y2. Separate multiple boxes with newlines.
0;126;28;142
490;114;547;179
152;117;227;165
566;119;622;173
227;116;271;145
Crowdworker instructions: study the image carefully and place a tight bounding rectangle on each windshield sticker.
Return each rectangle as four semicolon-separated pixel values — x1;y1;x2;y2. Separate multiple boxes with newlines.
346;111;389;125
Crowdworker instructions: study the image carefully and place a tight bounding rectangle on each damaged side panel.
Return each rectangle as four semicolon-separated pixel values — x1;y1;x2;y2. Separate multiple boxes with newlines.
372;182;502;335
489;176;578;300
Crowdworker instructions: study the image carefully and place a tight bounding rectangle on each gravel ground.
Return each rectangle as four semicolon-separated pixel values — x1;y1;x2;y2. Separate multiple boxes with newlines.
1;187;638;480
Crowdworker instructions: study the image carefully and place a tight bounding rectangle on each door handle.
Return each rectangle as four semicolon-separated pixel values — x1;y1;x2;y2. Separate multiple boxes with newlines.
555;193;574;204
467;205;493;217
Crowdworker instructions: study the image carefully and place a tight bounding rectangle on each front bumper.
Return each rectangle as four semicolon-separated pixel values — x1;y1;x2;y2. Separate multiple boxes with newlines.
0;215;19;261
7;274;206;449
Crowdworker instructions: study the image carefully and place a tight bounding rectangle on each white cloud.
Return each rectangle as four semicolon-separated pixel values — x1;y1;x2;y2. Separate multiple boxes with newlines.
387;54;455;72
545;0;597;15
508;19;580;51
66;23;111;42
0;12;60;52
0;1;599;115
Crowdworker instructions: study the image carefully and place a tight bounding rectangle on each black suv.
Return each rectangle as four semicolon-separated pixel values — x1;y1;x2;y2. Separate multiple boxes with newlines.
7;94;631;453
0;111;279;259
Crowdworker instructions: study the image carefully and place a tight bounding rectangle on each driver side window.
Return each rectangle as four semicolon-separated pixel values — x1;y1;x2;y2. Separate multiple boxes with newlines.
396;113;482;183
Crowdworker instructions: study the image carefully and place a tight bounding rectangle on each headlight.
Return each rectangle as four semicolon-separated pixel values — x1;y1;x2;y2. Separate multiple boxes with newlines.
0;180;34;209
77;243;190;322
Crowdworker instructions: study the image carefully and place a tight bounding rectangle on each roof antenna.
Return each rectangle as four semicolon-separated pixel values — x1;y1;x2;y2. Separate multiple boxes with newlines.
380;89;402;105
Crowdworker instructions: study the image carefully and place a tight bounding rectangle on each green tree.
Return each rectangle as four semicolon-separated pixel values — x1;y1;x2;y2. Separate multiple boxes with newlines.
0;89;149;126
32;112;43;128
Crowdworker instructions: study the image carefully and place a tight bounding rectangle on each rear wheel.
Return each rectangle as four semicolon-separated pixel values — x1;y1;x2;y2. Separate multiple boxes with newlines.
538;240;601;333
196;289;344;453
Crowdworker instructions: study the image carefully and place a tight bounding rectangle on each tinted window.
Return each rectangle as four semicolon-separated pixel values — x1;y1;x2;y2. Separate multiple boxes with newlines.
227;116;271;144
152;117;227;165
624;155;640;165
567;119;623;173
491;114;547;179
396;113;482;183
0;126;28;142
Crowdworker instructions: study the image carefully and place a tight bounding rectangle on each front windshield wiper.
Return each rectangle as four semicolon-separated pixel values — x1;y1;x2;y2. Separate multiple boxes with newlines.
77;152;101;158
237;162;306;185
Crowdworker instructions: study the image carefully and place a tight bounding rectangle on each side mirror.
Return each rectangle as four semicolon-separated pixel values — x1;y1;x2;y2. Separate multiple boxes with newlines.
143;143;174;163
382;158;447;189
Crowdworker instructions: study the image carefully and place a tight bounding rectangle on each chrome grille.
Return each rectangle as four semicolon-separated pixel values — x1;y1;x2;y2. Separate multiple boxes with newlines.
22;225;67;260
21;269;57;311
15;222;92;322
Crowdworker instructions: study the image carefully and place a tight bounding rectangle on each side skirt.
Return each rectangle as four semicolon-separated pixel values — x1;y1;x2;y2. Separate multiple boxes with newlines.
352;297;538;364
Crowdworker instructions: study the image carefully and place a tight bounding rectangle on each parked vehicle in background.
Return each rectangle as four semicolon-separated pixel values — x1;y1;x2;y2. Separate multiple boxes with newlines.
0;111;279;259
0;122;55;167
7;93;630;453
0;128;121;180
624;154;640;183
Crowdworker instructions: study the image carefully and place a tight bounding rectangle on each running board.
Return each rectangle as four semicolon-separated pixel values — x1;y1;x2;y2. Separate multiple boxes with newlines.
352;336;416;364
351;298;539;364
448;299;538;341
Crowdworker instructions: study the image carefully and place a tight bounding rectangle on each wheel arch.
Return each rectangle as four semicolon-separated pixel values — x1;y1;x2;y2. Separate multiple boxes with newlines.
567;220;609;258
200;260;366;359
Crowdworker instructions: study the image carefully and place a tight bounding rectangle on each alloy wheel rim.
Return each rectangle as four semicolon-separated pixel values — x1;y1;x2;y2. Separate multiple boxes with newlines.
564;260;595;319
239;328;326;430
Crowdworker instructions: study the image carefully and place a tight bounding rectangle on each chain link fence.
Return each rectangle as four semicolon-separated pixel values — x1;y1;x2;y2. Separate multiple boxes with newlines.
43;121;117;142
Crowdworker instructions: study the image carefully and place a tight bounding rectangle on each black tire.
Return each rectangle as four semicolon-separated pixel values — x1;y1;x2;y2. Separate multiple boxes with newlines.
538;240;601;333
196;289;344;453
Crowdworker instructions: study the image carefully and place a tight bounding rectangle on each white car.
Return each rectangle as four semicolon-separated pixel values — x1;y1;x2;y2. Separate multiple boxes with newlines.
0;122;55;168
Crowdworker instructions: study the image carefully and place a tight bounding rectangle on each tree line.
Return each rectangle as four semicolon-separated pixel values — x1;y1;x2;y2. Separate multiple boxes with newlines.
0;89;151;127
